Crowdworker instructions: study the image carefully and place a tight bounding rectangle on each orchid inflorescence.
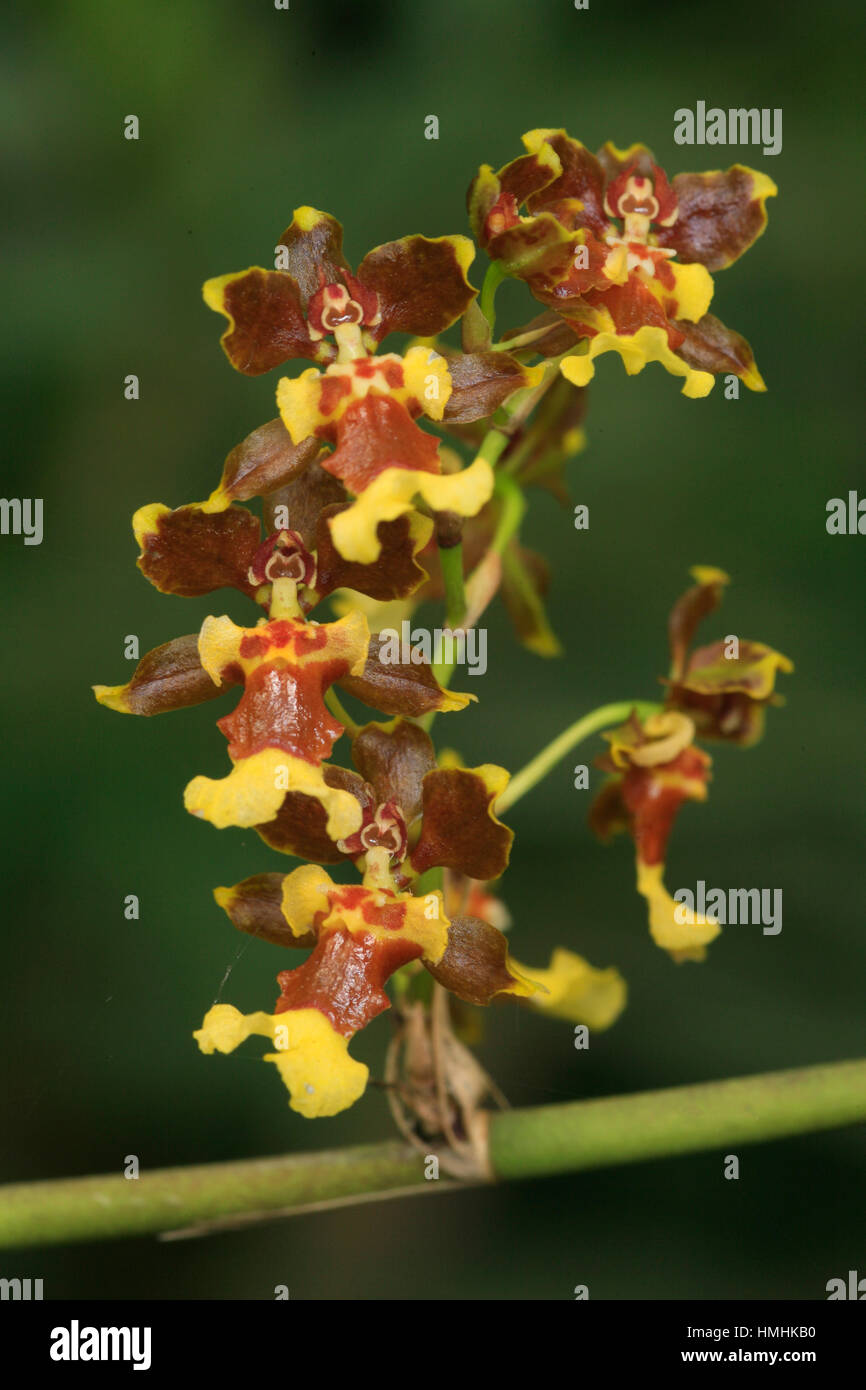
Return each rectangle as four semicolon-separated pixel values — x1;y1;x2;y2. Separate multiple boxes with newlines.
94;129;790;1124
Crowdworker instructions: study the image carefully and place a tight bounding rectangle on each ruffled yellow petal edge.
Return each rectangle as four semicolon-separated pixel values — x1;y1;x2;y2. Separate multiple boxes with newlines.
328;456;495;564
184;748;364;838
683;646;794;700
194;1003;368;1118
636;861;721;963
513;948;627;1029
561;325;715;398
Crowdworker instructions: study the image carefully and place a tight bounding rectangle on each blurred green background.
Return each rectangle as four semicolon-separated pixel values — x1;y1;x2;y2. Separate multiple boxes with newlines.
2;0;864;1299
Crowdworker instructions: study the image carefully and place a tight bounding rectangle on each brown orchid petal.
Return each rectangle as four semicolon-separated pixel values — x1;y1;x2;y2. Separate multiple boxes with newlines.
595;140;656;184
677;639;794;699
674;313;766;390
256;767;374;861
351;720;436;824
357;234;476;341
621;745;711;867
424;914;527;1005
314;504;432;602
337;633;474;718
411;766;513;880
588;777;631;844
665;638;792;747
525;132;608;235
667;567;730;680
214;872;316;949
93;634;238;716
274;207;350;309
467;163;502;243
657;166;776;271
322;396;441;495
497;146;564;211
204;268;324;375
263;459;348;552
133;503;261;597
665;686;770;746
487;211;587;287
524;224;623;305
276;927;422;1035
207;418;322;510
442;350;540;423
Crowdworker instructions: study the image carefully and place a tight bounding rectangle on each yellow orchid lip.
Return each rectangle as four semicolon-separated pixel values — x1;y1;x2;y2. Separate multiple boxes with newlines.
637;861;721;963
277;345;452;446
327;457;495;564
184;749;365;838
513;948;627;1029
193;1003;368;1119
561;325;715;397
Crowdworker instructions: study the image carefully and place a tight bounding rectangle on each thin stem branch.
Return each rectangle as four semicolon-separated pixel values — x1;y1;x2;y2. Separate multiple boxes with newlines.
2;1059;864;1248
479;261;507;334
497;699;662;814
488;1058;866;1179
490;472;526;555
439;543;465;629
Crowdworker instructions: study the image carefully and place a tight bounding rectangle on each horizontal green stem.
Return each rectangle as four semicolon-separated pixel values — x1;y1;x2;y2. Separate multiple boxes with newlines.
1;1060;864;1247
489;1058;866;1179
497;699;661;814
0;1143;430;1249
490;472;526;555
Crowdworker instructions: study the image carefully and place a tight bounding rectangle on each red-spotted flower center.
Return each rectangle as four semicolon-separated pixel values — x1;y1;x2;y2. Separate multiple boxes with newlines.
603;165;679;273
248;529;317;589
307;275;382;362
337;799;408;863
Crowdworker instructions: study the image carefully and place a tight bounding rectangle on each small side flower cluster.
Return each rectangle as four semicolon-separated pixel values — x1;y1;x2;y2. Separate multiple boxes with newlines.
590;568;792;962
94;130;785;1120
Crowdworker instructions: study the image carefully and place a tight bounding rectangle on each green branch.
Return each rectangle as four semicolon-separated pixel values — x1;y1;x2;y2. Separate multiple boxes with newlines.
479;261;507;334
2;1059;865;1248
438;542;465;629
497;699;661;813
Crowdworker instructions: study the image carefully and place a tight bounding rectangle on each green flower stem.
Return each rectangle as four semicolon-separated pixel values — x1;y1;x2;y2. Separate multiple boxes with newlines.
476;420;512;470
496;699;662;814
439;542;466;629
488;1058;866;1180
2;1059;865;1247
490;472;526;555
479;261;508;334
